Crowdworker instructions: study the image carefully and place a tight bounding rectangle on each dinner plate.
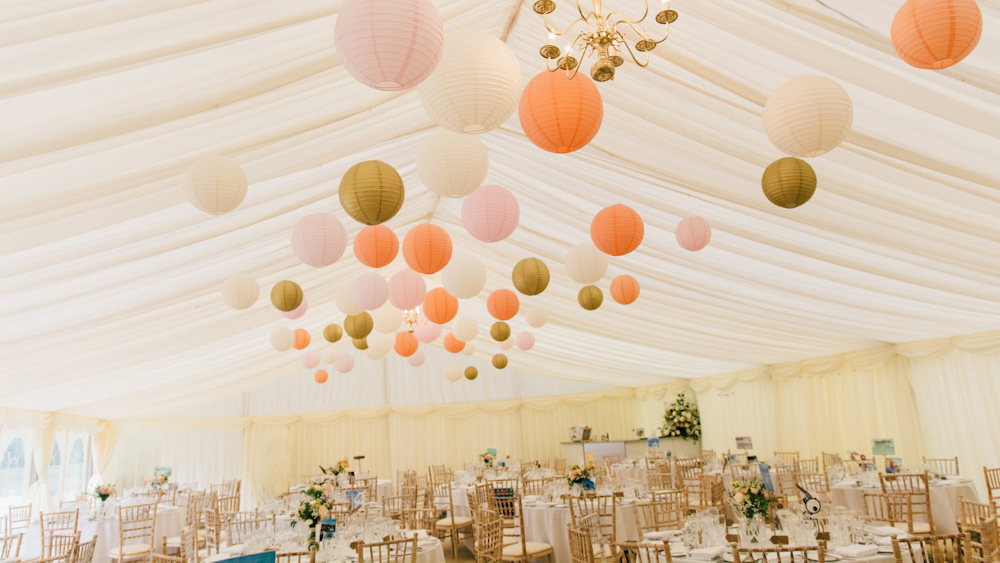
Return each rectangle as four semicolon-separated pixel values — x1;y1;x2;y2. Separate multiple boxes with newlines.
877;547;895;554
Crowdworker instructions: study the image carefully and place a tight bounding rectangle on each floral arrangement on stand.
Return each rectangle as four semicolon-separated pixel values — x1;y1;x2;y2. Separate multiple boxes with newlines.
293;482;336;547
566;464;595;495
727;476;775;521
93;483;115;501
150;473;169;490
320;458;350;477
478;452;494;467
663;395;701;441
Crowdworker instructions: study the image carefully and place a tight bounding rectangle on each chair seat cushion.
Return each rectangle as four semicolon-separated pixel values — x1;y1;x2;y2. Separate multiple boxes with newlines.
474;537;519;549
502;528;520;537
502;541;552;557
594;544;613;557
894;522;932;534
436;516;472;528
109;544;151;557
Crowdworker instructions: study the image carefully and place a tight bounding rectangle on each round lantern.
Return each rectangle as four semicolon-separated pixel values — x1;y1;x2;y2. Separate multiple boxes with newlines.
408;349;426;367
270;280;303;312
352;272;389;311
610;275;640;305
515;331;534;351
498;338;514;350
334;0;444;91
579;285;603;310
418;30;522;134
402;224;452;274
565;242;607;284
270;327;294;352
444;332;465;353
491;321;511;342
339;160;405;225
344;312;374;339
293;329;311;350
282;298;308;320
591;204;644;256
763;75;853;158
526;306;548;328
352;337;369;350
292;213;348;267
492;354;508;369
324;324;344;343
221;273;259;310
322;347;342;364
442;254;487;299
462;342;476;356
417;130;489;198
414;321;442;343
336;284;364;316
354;225;399;268
487;289;519;321
444;363;463;382
183;155;247;215
464;366;478;380
452;315;478;342
394;332;419;357
519;71;603;153
512;258;550;296
676;217;712;251
372;303;403;333
368;332;396;356
387;270;427;310
302;351;320;369
892;0;982;69
314;370;329;384
462;185;519;243
762;157;817;208
335;353;355;373
366;347;388;361
423;287;459;324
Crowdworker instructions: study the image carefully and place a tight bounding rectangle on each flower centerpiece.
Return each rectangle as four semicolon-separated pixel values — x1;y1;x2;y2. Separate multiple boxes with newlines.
292;483;336;547
566;464;595;496
727;476;775;521
478;452;494;467
150;473;169;490
92;483;115;518
663;396;701;441
320;458;350;477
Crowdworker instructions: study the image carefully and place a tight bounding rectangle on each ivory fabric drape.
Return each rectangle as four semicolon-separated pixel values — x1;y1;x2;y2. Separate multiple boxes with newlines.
26;426;56;517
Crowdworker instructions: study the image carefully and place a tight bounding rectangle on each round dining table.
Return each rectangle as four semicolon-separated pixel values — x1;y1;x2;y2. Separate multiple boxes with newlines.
829;477;979;534
518;499;644;562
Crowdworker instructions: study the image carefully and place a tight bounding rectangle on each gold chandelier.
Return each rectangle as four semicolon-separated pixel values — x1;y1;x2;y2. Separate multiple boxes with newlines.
403;307;425;333
533;0;678;82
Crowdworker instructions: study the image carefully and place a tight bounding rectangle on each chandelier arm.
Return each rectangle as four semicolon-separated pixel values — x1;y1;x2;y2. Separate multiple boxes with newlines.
618;33;651;67
566;42;589;80
574;0;587;20
542;13;589;36
605;4;648;25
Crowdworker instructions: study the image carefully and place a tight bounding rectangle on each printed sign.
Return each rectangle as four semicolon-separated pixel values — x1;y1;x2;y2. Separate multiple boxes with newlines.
647;437;660;448
226;552;276;563
153;466;172;477
318;519;337;540
871;439;895;456
487;447;497;457
758;463;775;493
736;436;753;450
345;488;365;510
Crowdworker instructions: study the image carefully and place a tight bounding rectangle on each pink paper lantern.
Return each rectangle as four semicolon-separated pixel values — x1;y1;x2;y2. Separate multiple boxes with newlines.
291;213;348;267
334;0;444;91
675;217;712;251
301;350;320;369
387;270;427;310
413;321;441;343
407;349;426;367
515;331;535;351
351;272;389;311
461;185;520;243
281;298;308;320
335;353;355;373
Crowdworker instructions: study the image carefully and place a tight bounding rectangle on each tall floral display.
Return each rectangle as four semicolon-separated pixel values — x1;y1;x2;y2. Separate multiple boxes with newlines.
663;395;701;440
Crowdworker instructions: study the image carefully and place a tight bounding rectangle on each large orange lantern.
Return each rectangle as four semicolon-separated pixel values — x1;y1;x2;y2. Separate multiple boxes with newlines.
394;332;419;357
518;71;603;154
423;287;459;324
444;332;466;353
293;328;311;350
590;204;644;256
402;224;453;274
610;275;640;305
891;0;982;70
354;225;399;268
487;289;520;321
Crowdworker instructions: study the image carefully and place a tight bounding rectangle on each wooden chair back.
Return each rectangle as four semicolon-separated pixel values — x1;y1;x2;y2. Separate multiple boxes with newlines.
984;468;1000;507
275;551;315;563
699;450;715;462
475;509;503;563
617;540;673;563
354;477;378;502
45;532;80;559
568;494;618;549
733;540;827;563
227;515;275;545
862;492;912;529
1;533;23;559
795;459;819;474
522;477;555;496
881;473;934;534
958;495;997;535
923;457;959;476
116;502;157;562
8;505;31;534
202;507;223;555
40;509;80;557
355;537;417;563
74;536;98;563
554;459;567;476
890;534;964;563
795;472;831;495
965;515;998;563
698;474;725;510
774;452;799;465
822;453;841;470
567;524;595;563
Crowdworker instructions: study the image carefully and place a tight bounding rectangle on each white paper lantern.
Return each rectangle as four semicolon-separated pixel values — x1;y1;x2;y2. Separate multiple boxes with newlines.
221;273;259;310
407;349;426;367
365;346;388;361
417;130;489;198
336;284;364;316
372;303;403;333
441;254;487;299
183;155;248;215
444;363;463;382
498;338;514;351
452;315;478;342
270;327;294;352
763;75;854;158
461;342;476;356
322;347;342;365
352;272;389;311
418;30;522;134
368;331;396;356
565;242;608;284
526;306;548;328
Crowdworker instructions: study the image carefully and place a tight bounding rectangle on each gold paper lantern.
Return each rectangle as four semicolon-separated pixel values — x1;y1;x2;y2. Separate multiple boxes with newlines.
464;366;478;380
492;354;508;369
353;337;369;350
270;280;303;312
339;160;405;225
578;285;603;311
324;324;343;343
344;312;374;339
512;257;550;296
761;157;817;209
491;321;511;342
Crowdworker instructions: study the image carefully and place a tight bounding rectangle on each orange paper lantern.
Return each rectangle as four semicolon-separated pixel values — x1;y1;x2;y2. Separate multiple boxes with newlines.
611;275;640;305
354;225;399;268
891;0;982;70
402;224;453;274
519;71;603;154
591;204;644;256
444;332;466;353
394;332;419;357
487;289;520;321
314;370;329;384
423;287;459;324
293;328;311;350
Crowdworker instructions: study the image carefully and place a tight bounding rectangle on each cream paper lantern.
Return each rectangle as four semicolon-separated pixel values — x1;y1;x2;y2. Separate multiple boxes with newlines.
498;338;514;351
336;284;364;316
441;254;487;299
565;242;607;284
526;305;548;328
452;315;478;342
352;272;389;311
270;327;294;352
461;341;476;356
417;130;489;198
183;155;248;215
322;347;342;365
407;349;426;367
763;75;854;158
369;331;396;356
221;273;259;310
372;303;403;333
365;346;388;361
418;30;522;134
444;363;463;382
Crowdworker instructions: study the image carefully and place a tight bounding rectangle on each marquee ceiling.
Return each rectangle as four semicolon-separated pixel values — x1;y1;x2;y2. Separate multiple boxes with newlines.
2;0;999;419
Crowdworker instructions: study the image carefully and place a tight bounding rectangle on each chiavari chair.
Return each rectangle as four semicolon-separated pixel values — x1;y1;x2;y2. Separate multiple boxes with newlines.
202;507;225;556
796;458;819;474
959;495;997;537
110;502;158;563
45;532;81;559
645;490;687;534
773;464;798;505
862;492;912;530
275;549;316;563
35;536;79;563
554;459;567;476
729;464;755;481
355;477;379;502
795;473;831;500
227;515;275;546
73;536;98;563
964;515;998;563
568;494;619;559
881;473;935;535
604;455;621;463
432;482;472;561
382;493;416;521
567;523;595;563
822;452;841;471
617;540;673;563
699;450;716;462
40;509;80;558
8;505;31;535
923;457;960;476
648;470;674;491
521;478;555;497
733;540;827;563
476;509;505;563
677;460;704;507
985;468;1000;513
698;474;725;512
133;490;162;503
774;451;799;465
890;534;964;563
217;494;240;517
401;508;439;537
1;532;23;559
161;526;199;561
151;551;183;563
499;495;553;563
355;537;418;563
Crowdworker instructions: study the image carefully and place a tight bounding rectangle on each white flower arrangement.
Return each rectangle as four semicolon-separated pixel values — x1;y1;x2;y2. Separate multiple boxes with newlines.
663;396;701;441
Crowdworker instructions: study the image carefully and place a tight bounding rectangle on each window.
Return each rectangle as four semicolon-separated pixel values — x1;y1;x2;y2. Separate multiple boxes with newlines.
0;438;26;496
64;439;87;499
45;441;62;497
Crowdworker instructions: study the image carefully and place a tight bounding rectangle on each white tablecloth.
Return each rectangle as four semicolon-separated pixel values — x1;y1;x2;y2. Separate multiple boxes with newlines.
830;479;978;535
520;502;641;562
204;539;444;563
611;465;648;483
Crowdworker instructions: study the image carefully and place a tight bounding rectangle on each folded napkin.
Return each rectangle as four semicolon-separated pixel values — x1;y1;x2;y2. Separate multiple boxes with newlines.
872;526;905;537
408;530;429;540
643;531;681;540
876;534;911;546
836;545;879;558
688;546;729;560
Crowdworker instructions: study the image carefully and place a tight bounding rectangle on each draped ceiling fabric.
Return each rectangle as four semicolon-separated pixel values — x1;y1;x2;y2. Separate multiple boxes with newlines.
2;1;1000;418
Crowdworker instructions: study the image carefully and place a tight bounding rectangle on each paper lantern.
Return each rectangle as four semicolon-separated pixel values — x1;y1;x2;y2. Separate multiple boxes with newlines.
462;342;476;356
292;213;348;267
293;329;311;350
394;332;419;357
487;289;519;321
372;303;403;333
335;353;355;373
352;272;389;311
414;321;442;343
462;185;519;243
339;160;405;225
452;316;478;342
322;347;342;364
611;275;640;305
344;312;374;339
565;242;607;284
221;274;259;310
368;332;396;356
526;306;548;328
676;217;712;252
763;75;853;158
444;363;463;382
183;155;248;215
591;204;644;256
762;158;817;209
354;225;399;268
519;71;603;153
512;258;550;296
324;324;343;343
270;328;294;352
498;338;514;351
515;331;534;351
270;281;303;312
336;284;364;316
418;30;522;134
492;354;508;369
352;337;369;350
892;0;982;69
282;298;308;320
314;370;329;384
417;130;489;198
444;332;466;353
402;224;452;274
334;0;444;90
442;254;487;299
464;366;478;380
491;321;511;342
408;349;426;367
302;351;320;369
387;270;427;310
423;287;459;324
579;285;603;310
